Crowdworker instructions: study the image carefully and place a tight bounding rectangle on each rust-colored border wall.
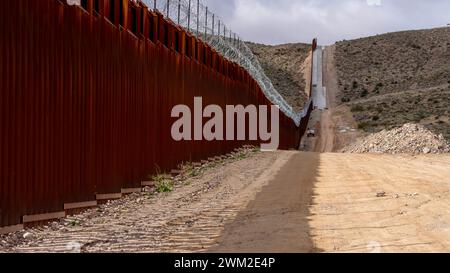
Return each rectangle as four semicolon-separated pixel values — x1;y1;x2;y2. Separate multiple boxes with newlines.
0;0;313;228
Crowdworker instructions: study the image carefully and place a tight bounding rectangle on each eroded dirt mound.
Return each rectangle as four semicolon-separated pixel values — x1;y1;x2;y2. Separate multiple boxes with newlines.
342;123;450;154
246;42;311;112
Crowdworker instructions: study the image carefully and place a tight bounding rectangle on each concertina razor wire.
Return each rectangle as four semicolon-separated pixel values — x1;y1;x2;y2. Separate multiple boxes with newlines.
72;0;312;126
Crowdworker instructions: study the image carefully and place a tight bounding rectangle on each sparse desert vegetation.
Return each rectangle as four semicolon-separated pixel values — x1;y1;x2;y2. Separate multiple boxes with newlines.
347;86;450;140
247;42;311;112
335;27;450;140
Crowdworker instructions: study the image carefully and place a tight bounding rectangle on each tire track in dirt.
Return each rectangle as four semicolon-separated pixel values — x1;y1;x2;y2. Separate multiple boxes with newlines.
2;149;449;253
1;151;293;253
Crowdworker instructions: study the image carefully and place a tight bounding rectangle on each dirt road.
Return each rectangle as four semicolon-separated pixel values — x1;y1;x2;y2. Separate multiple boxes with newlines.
213;152;450;253
311;153;450;252
2;150;450;253
315;46;337;152
0;150;292;253
303;45;361;153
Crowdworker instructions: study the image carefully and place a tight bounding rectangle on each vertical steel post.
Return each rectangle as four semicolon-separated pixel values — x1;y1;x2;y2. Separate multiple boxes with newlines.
166;0;170;18
154;0;157;11
187;0;191;31
177;0;181;24
212;14;214;36
196;0;199;37
204;7;208;40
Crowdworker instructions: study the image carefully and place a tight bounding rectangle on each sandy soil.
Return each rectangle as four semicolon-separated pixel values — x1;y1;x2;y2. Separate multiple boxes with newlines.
214;152;450;253
2;150;449;253
0;150;290;253
210;152;319;253
309;153;450;253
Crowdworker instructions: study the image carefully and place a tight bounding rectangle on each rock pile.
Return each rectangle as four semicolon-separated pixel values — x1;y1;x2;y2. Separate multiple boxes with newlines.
342;123;450;154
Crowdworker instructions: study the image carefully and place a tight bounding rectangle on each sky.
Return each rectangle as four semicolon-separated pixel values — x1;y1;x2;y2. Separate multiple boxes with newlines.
206;0;450;45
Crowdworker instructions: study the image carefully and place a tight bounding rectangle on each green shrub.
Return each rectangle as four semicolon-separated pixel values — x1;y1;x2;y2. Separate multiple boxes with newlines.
415;113;426;121
155;179;173;193
350;105;364;112
152;173;174;193
357;122;371;131
360;89;369;97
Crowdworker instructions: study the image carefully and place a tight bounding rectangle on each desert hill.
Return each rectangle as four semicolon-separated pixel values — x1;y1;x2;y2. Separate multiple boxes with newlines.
334;27;450;140
246;42;312;112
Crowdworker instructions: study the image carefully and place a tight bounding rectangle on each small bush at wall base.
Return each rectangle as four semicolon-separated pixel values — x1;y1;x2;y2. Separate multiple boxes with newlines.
155;179;173;193
152;174;174;193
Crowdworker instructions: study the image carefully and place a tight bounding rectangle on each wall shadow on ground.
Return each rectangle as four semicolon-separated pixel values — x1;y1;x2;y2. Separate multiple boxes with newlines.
207;152;323;253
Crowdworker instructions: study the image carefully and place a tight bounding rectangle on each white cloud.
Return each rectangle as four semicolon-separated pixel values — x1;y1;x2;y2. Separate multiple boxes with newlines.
207;0;450;45
366;0;382;6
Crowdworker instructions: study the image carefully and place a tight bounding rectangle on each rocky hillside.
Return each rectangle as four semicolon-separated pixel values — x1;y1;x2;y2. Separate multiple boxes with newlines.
335;27;450;140
246;42;311;112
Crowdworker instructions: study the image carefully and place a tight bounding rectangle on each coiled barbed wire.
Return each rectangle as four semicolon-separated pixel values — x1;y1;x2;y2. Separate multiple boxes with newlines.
72;0;311;125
